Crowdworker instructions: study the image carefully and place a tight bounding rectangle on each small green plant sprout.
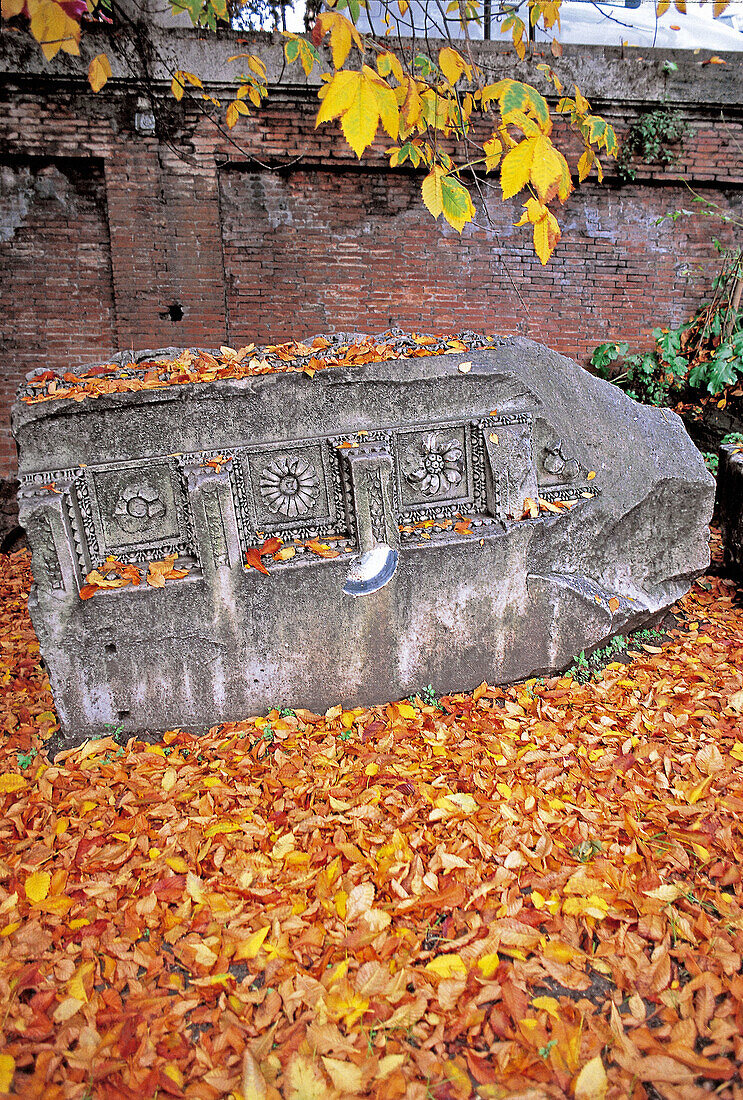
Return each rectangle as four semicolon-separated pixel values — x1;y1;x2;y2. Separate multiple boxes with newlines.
538;1039;558;1059
278;707;295;718
408;684;439;708
16;748;37;770
617;108;689;182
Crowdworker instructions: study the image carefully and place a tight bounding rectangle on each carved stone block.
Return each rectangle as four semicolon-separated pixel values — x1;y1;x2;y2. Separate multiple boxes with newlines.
12;336;715;747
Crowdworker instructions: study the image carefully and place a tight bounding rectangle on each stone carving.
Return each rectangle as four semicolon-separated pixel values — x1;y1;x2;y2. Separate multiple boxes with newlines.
113;480;167;533
259;455;319;517
233;441;347;549
12;337;714;747
482;416;538;520
202;489;229;567
31;513;64;590
405;432;464;496
540;439;581;484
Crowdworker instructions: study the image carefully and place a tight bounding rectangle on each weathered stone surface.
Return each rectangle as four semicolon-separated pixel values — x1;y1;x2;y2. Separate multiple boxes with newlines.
716;443;743;575
12;336;714;747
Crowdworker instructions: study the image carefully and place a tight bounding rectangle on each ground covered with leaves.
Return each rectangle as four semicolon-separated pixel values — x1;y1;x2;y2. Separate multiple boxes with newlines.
1;537;743;1100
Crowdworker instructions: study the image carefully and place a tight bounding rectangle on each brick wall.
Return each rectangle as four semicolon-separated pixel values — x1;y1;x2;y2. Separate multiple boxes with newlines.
1;44;742;486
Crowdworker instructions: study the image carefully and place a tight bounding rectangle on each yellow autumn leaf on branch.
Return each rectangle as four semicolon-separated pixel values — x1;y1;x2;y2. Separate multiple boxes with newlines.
27;0;80;60
88;52;112;93
530;133;572;203
316;66;398;158
500;137;536;200
422;166;475;233
315;10;363;71
438;45;472;86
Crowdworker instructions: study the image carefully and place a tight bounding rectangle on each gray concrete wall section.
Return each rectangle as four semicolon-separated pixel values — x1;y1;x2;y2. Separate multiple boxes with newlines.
13;338;714;746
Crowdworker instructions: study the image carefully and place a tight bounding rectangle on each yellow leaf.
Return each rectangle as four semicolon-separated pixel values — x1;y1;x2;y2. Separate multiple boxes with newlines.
205;820;242;838
563;895;608;920
322;1056;365;1093
365;762;380;776
0;923;20;937
1;0;25;16
443;1058;472;1096
501;137;536;200
587;470;596;480
439;45;471;85
29;0;80;59
25;871;51;904
729;742;743;761
171;74;185;100
714;0;729;14
425;953;467;978
577;148;594;182
422;164;446;220
165;855;189;873
164;1064;184;1089
656;0;670;12
0;773;27;793
477;952;500;978
0;1054;14;1093
187;871;205;903
532;995;561;1019
396;702;416;719
316;11;362;70
335;889;348;919
530;134;569;203
286;1053;327;1100
316;67;398;158
440;174;475;233
235;925;270;960
162;766;177;792
574;1055;608;1100
88;52;112;93
377;1053;406;1078
68;961;95;1002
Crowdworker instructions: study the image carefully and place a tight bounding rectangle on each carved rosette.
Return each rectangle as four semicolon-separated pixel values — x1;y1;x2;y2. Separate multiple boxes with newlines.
405;432;464;496
113;481;167;533
259;456;320;517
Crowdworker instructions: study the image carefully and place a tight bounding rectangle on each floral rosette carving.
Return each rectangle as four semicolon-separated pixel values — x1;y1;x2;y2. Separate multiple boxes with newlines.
406;433;464;496
114;481;167;533
259;456;319;517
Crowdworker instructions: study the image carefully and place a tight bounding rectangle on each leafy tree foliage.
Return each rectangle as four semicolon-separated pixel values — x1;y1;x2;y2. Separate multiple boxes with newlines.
0;0;732;263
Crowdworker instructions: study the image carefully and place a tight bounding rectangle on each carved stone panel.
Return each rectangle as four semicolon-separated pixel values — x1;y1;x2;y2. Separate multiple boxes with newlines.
482;415;538;520
232;440;346;546
77;460;194;563
396;424;474;519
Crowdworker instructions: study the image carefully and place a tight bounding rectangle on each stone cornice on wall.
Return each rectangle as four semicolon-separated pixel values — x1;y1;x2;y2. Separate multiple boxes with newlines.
1;22;742;113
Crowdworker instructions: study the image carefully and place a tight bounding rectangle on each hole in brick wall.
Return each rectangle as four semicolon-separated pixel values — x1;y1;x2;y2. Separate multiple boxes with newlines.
117;709;131;721
160;302;184;322
105;643;116;655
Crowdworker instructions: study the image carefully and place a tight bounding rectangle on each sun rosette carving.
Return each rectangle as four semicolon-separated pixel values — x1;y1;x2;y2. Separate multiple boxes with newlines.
113;481;167;533
259;456;320;517
405;432;464;497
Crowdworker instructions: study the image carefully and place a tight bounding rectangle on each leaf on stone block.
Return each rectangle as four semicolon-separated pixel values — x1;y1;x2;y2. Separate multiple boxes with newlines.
304;539;340;558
